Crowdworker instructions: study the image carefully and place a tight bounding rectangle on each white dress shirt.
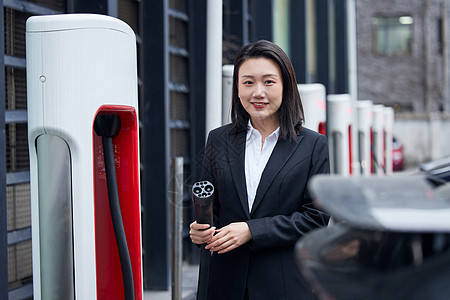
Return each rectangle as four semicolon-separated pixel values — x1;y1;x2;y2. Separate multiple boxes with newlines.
245;122;280;212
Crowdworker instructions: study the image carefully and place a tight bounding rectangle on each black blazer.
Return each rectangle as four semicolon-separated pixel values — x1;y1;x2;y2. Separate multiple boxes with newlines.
197;124;330;300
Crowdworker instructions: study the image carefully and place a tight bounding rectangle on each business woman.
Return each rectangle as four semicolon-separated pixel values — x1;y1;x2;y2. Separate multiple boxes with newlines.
190;40;330;300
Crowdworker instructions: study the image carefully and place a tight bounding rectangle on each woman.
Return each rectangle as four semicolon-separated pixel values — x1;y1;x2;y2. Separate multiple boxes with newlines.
190;40;330;300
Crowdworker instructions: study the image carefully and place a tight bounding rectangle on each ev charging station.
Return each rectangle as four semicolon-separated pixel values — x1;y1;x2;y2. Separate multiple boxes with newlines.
222;64;233;125
298;83;327;135
372;105;386;175
327;94;352;175
357;100;373;176
384;107;394;175
27;14;143;299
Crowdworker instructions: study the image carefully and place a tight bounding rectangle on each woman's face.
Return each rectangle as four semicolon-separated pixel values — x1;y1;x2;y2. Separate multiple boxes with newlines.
238;57;283;125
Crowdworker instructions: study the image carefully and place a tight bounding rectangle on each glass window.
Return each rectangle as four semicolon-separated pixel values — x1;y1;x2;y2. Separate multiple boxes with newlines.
372;16;413;55
273;0;291;57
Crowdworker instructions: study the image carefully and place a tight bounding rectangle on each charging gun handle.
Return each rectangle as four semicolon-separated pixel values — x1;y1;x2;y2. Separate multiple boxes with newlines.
192;181;214;226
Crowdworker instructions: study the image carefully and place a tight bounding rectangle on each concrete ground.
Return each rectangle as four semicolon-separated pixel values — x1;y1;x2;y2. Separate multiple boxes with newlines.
144;263;198;300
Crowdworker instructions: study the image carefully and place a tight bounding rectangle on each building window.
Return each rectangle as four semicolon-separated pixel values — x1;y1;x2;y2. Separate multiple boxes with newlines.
273;0;290;56
372;16;413;55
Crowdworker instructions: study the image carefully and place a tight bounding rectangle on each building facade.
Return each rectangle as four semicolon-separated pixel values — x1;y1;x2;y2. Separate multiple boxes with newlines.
356;0;450;165
357;0;450;113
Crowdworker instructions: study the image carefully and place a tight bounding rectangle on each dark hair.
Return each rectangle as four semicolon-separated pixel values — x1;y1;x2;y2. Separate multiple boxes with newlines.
230;40;304;140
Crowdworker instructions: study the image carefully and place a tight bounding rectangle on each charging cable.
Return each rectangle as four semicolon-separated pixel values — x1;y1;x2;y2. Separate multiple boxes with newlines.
94;114;134;300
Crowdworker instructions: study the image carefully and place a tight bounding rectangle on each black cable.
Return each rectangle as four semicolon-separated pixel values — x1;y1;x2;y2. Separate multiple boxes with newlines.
95;115;135;300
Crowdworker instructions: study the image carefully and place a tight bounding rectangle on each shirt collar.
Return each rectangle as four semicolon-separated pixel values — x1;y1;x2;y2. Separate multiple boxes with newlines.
246;120;280;141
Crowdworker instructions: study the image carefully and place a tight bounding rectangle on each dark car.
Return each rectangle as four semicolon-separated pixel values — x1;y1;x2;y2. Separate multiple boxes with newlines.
297;175;450;300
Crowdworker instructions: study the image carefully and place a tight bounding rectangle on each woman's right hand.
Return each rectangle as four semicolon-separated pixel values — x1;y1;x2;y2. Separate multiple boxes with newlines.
189;221;216;245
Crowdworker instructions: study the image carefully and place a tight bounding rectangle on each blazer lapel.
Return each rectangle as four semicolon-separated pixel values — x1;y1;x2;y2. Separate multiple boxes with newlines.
227;130;250;218
250;133;304;215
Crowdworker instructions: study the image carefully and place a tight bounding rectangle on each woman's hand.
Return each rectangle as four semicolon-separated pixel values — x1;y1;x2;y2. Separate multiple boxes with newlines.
189;221;216;245
205;222;252;254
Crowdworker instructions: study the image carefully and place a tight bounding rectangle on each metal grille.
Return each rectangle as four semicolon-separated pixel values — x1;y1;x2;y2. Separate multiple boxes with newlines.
5;123;29;172
118;0;139;34
170;128;187;157
8;240;32;291
168;0;189;160
3;3;34;298
4;8;28;58
6;184;32;290
169;0;186;13
170;54;188;84
168;0;195;265
169;16;187;49
5;67;27;110
6;184;31;231
170;91;187;120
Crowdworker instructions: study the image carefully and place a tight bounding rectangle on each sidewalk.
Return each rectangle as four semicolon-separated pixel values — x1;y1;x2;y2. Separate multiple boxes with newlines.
144;264;199;300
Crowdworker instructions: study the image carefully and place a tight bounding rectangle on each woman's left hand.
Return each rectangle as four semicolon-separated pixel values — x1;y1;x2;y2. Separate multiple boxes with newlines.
205;222;252;254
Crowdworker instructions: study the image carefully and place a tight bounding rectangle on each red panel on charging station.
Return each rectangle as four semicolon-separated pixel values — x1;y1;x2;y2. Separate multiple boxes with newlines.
382;130;386;171
318;121;327;136
93;105;142;300
348;125;352;175
370;128;374;174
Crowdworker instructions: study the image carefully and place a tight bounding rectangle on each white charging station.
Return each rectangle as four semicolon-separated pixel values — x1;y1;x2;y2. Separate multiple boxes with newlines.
27;14;143;299
327;94;352;175
384;107;394;175
222;64;233;125
372;105;386;175
357;100;373;176
298;83;327;135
